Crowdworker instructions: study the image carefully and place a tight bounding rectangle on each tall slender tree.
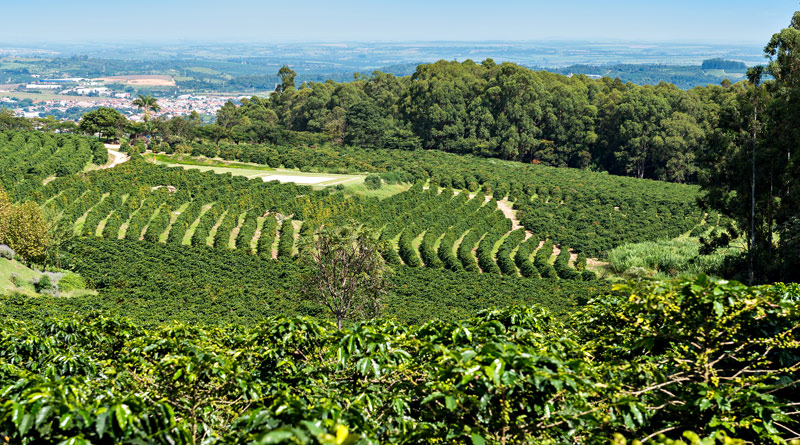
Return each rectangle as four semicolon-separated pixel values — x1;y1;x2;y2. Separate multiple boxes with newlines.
699;11;800;282
746;66;763;284
132;95;161;122
275;65;297;95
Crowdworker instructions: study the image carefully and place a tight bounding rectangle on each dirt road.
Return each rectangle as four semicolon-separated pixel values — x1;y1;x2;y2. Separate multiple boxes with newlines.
103;144;130;169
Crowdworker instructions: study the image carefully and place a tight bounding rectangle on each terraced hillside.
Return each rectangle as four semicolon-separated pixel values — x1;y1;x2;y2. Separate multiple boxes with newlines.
1;131;705;283
31;162;588;279
162;142;703;256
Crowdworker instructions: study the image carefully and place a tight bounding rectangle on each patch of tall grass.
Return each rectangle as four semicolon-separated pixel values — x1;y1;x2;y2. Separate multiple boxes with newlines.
607;232;741;279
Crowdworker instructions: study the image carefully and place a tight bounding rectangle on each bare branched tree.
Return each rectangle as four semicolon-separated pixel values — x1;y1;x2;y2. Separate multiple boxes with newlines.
303;225;388;329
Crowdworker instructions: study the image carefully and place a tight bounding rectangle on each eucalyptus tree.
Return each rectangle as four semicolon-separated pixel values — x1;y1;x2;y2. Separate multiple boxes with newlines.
699;11;800;282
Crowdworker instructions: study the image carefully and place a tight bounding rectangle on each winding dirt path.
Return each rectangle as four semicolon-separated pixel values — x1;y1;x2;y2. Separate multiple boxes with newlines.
423;188;602;267
496;199;532;238
103;144;130;169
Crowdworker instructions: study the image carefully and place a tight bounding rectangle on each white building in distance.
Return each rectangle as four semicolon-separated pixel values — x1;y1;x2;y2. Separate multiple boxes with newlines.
26;84;61;89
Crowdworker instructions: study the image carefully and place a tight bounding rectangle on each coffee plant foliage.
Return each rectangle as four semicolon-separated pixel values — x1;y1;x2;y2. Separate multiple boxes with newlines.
1;276;798;444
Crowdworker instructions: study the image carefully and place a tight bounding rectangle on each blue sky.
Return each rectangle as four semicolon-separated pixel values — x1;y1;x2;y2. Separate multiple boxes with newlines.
2;0;798;43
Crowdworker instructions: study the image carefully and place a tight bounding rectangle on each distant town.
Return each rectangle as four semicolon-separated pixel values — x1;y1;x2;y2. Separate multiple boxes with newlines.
0;74;261;121
1;94;243;121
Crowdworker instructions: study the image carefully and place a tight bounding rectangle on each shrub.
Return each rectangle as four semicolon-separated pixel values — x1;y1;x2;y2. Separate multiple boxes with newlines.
277;219;295;259
514;237;540;278
58;272;86;293
623;266;652;279
534;241;558;278
398;229;422;267
689;224;706;237
575;252;587;271
9;273;23;288
0;244;14;260
365;175;382;190
381;244;402;265
554;247;580;280
496;248;517;275
34;274;55;294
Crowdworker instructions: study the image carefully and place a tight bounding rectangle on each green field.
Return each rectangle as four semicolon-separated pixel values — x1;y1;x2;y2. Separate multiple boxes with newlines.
703;69;746;78
0;258;39;294
0;61;27;69
0;91;105;102
0;258;95;297
186;66;221;75
150;154;277;170
152;154;367;187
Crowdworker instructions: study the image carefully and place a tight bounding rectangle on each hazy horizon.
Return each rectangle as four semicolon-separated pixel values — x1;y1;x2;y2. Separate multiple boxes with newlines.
1;0;797;44
0;38;776;47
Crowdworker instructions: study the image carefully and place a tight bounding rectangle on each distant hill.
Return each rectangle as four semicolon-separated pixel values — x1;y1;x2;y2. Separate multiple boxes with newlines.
701;58;747;71
548;63;747;89
377;62;425;77
375;62;749;90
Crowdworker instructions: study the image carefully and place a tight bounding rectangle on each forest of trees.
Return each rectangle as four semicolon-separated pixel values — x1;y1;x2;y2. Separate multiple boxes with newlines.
701;58;747;71
216;61;721;183
205;58;771;185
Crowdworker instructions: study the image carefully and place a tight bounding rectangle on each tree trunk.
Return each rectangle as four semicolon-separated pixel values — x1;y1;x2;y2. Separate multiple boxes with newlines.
749;98;757;285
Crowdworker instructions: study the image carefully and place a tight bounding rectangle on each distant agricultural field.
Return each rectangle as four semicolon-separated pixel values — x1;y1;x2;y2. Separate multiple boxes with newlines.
186;66;221;75
0;91;105;102
96;74;176;86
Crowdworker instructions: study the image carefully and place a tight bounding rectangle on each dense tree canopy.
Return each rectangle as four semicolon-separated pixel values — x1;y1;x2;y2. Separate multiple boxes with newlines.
78;107;127;141
198;59;745;184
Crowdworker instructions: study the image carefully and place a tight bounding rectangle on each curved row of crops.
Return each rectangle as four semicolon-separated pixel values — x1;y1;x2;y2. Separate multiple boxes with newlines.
0;130;107;194
161;141;702;256
29;159;592;279
3;132;701;266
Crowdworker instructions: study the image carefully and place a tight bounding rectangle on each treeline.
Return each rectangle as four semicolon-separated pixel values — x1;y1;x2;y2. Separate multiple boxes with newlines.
207;59;753;183
49;57;772;187
701;58;747;71
554;63;745;90
698;13;800;282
